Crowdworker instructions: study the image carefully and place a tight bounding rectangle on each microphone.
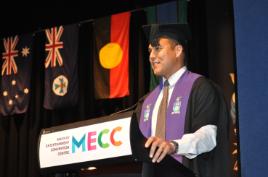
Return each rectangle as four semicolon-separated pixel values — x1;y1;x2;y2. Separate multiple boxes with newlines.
110;94;148;116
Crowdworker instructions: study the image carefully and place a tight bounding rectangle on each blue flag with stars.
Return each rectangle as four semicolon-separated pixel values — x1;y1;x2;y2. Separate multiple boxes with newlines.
43;24;79;109
0;33;33;116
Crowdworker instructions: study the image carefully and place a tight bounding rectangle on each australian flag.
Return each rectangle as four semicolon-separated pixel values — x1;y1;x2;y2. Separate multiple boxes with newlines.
0;34;33;116
43;24;79;109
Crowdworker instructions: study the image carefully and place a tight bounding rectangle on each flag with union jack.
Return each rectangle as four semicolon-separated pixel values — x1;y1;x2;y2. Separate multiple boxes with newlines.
0;33;33;116
43;24;79;109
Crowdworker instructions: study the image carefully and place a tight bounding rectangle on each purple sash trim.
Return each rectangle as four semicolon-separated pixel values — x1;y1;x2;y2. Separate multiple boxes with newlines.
139;70;201;162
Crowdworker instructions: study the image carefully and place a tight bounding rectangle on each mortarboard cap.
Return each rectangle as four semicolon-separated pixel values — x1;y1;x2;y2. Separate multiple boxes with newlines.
142;23;191;47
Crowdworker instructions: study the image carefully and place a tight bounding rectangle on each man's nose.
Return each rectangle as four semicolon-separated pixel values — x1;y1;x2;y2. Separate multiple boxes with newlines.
149;50;157;61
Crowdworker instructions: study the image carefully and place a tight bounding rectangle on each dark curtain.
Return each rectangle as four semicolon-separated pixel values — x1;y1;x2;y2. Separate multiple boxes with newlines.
189;0;238;176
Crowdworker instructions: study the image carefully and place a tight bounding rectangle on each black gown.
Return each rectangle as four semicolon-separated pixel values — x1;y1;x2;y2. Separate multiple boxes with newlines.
134;77;233;177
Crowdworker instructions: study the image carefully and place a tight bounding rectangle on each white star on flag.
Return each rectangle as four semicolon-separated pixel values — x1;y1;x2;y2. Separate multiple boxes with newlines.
21;46;30;57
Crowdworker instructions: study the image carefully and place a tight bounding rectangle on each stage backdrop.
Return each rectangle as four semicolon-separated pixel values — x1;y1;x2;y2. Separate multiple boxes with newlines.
233;0;268;177
0;1;238;177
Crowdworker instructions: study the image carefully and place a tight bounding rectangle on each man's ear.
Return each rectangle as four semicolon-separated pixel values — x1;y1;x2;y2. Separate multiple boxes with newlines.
175;44;183;58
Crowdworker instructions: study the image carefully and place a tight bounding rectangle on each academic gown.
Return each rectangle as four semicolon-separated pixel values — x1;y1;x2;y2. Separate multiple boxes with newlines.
134;77;233;177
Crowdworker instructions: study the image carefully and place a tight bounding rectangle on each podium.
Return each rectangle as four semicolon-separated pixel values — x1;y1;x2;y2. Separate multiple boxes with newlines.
38;111;195;177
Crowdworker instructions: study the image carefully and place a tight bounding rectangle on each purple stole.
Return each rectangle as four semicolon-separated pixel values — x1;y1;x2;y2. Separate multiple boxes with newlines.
139;70;201;162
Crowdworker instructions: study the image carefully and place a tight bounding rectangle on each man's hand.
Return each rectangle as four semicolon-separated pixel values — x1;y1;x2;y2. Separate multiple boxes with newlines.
145;136;176;163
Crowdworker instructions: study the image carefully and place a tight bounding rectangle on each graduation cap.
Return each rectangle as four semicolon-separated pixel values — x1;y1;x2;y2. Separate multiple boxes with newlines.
142;23;191;48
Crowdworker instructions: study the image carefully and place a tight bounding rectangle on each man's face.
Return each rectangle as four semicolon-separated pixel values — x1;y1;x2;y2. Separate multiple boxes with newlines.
148;38;182;79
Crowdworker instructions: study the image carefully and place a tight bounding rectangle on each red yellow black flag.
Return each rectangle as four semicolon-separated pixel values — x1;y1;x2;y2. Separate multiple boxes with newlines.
93;12;130;99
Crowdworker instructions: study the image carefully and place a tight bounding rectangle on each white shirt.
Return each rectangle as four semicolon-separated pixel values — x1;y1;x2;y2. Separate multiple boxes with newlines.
151;66;217;159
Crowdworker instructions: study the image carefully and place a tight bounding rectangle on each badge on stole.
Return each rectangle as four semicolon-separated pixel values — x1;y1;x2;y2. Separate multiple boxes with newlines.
143;104;151;121
171;97;182;115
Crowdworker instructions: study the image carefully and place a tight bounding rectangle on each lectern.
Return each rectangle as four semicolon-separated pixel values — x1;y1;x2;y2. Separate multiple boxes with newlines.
38;111;194;177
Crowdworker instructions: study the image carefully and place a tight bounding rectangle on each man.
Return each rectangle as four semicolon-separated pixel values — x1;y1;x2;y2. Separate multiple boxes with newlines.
135;24;232;177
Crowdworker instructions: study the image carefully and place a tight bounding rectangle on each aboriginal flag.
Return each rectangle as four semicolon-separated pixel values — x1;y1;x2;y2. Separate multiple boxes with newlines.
93;12;130;99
